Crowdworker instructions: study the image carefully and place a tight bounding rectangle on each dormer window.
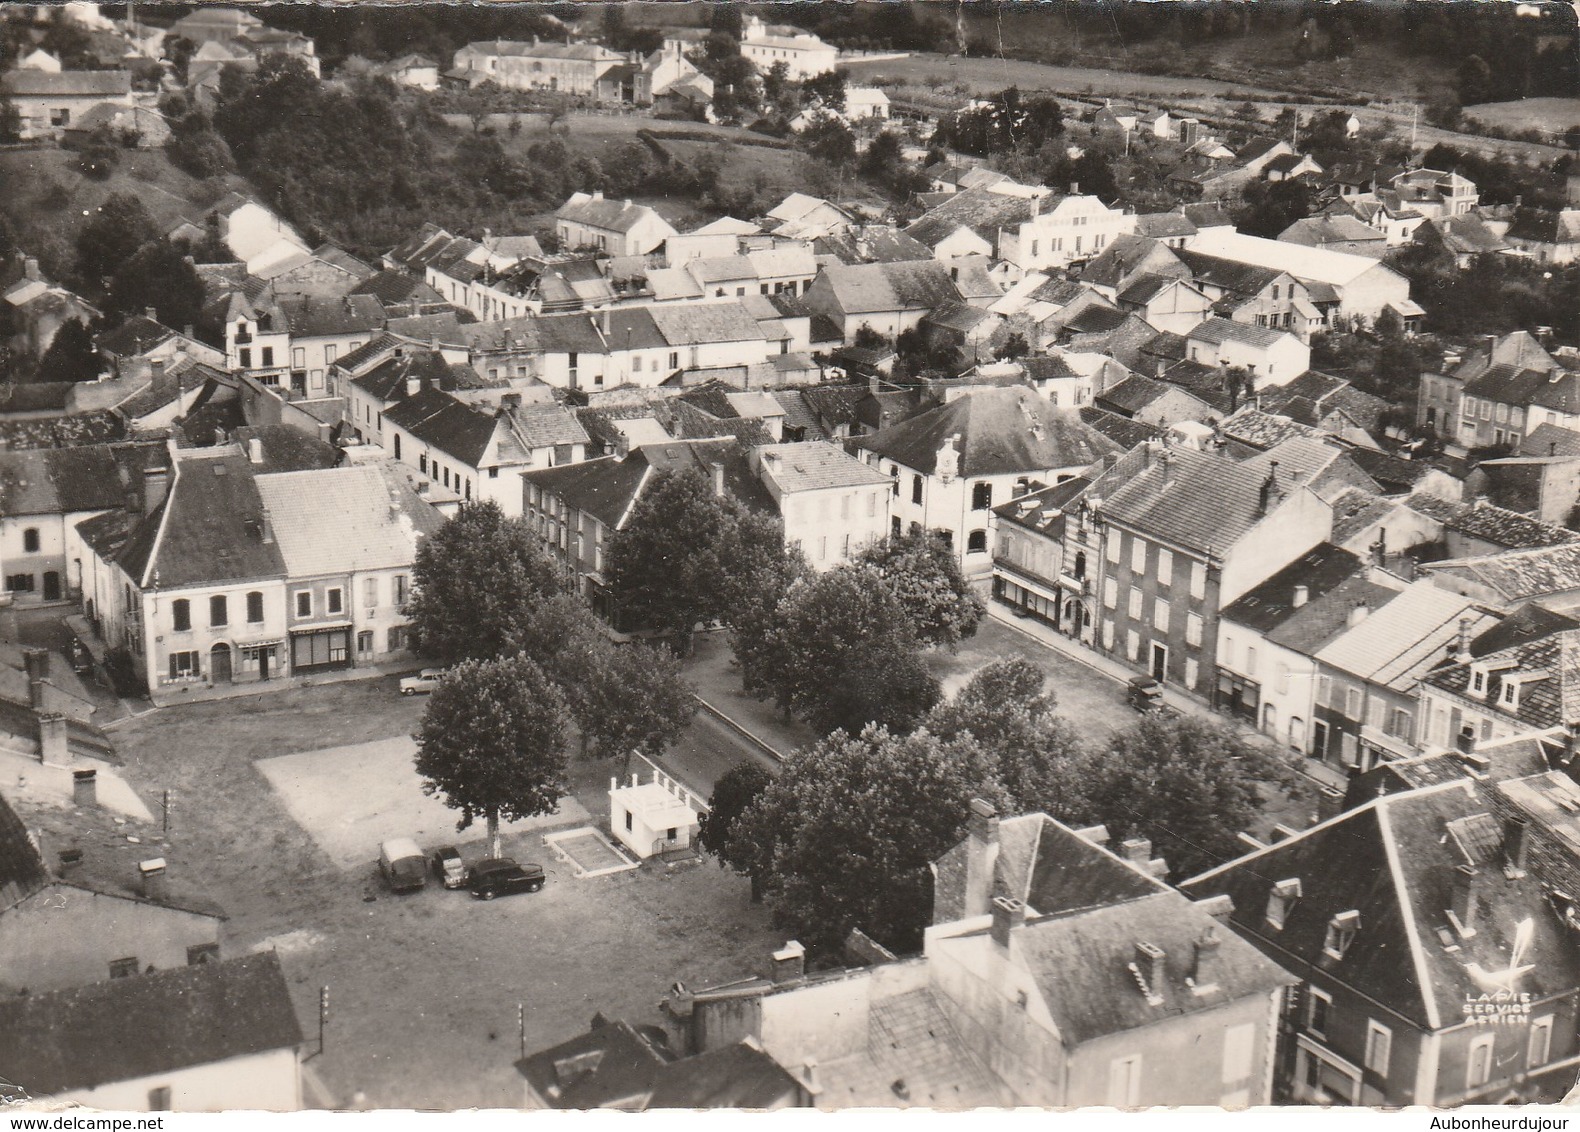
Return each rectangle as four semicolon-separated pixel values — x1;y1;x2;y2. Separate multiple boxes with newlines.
1266;878;1302;930
1470;666;1488;697
1324;910;1360;959
1500;681;1519;709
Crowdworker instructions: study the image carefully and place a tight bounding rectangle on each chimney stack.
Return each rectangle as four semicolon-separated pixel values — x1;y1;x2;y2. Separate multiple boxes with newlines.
1190;927;1221;993
1121;837;1152;866
38;714;68;765
710;461;725;498
145;306;158;321
990;895;1025;949
771;940;805;984
1197;894;1235;924
138;858;168;902
1133;940;1166;1003
965;798;1000;917
1504;815;1529;876
248;437;263;465
72;768;97;808
1348;601;1370;628
1293;584;1309;608
1450;864;1478;935
23;648;49;710
143;465;171;515
23;256;40;280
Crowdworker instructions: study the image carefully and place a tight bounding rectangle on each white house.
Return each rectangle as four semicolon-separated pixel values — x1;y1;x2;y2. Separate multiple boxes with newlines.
855;386;1123;578
908;183;1137;274
554;191;677;257
1183;317;1311;387
1186;229;1416;326
609;769;703;861
452;39;623;94
376;53;439;90
740;15;838;79
751;442;891;569
202;194;313;277
844;87;890;120
0;68;132;139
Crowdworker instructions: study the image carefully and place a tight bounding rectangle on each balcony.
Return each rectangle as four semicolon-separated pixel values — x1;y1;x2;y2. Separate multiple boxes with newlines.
1058;571;1091;595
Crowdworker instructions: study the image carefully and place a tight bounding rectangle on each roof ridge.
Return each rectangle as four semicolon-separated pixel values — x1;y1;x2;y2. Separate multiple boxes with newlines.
1375;795;1441;1029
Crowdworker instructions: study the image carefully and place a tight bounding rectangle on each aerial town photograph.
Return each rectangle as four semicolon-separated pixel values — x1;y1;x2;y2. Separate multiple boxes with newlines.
0;0;1578;1118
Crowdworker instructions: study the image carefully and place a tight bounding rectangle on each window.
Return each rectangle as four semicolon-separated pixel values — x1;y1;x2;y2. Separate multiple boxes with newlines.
364;577;378;608
1074;551;1087;579
1130;538;1146;575
247;591;264;623
1345;687;1362;719
209;594;227;627
296;591;312;618
1246;646;1257;672
260;346;274;368
1184;657;1199;689
327;588;343;614
971;482;992;510
1126;629;1140;661
912;475;923;505
1529;1016;1554;1067
967;529;988;554
1467;1034;1494;1090
1307;988;1331;1039
624;810;633;832
109;957;139;979
172;599;191;632
1153;598;1170;632
1223;1023;1255;1085
1266;878;1301;929
1364;1021;1391;1077
1157;548;1173;587
1324;910;1360;959
1106;528;1121;562
1186;613;1203;647
357;630;374;655
292;347;306;369
1108;1055;1142;1107
1103;578;1118;609
1127;588;1142;620
239;347;251;369
5;574;34;592
22;528;38;553
1501;680;1519;708
148;1087;172;1111
419;454;427;474
325;344;337;364
394;574;409;606
187;942;220;966
394;434;402;460
168;650;199;679
388;626;407;652
1190;560;1206;600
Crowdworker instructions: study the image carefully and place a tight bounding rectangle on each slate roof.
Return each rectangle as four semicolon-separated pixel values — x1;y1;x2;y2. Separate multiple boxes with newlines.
1132;212;1196;240
1187;315;1291;351
992;476;1089;540
119;451;286;589
0;446;136;517
97;315;176;358
1279;215;1385;248
1189;229;1404;289
1078;406;1164;449
0;69;131;97
647;301;764;346
555;193;665;235
0;789;47;912
1421;543;1580;604
231;425;339;474
816;260;961;315
1404;491;1579;551
350;349;465;403
0;952;302;1095
255;464;442;579
383;388;499;467
856;387;1120;478
1086;443;1296;559
1220;543;1365;634
906;186;1038;248
1522;424;1580;459
1183;778;1580;1031
1096;374;1171;415
351;269;445;309
524;439;772;530
1506;208;1580;247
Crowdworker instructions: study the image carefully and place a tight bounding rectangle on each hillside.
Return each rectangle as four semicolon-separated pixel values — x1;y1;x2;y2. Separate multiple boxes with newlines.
0;146;254;280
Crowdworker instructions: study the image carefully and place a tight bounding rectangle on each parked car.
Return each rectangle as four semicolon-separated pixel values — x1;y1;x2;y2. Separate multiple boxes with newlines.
431;845;467;889
378;837;427;894
67;637;93;675
467;857;545;900
400;668;445;696
1126;675;1165;713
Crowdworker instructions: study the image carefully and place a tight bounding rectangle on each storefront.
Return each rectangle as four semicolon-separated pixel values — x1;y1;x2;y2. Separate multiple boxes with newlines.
289;625;352;674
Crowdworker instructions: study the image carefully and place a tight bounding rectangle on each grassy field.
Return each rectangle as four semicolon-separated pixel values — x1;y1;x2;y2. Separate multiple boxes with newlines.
1464;97;1580;135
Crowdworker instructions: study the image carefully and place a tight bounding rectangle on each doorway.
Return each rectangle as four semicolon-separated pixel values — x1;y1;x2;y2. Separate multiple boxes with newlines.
1150;643;1167;682
210;642;232;684
43;571;60;601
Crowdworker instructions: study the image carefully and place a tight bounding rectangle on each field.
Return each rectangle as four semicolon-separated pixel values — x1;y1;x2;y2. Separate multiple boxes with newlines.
1464;97;1580;137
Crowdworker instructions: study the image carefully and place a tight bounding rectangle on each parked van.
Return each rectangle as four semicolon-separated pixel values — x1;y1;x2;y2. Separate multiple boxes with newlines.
378;837;427;893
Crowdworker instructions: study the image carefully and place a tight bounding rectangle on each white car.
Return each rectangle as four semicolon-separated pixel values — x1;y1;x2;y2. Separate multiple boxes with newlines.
399;668;445;696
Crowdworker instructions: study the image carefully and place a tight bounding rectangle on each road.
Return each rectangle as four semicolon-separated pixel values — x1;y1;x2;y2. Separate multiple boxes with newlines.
655;706;780;802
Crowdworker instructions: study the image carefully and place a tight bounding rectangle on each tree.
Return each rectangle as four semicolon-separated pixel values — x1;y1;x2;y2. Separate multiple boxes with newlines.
34;319;99;384
857;531;985;648
1235;179;1312;240
698;760;773;900
0;95;21;144
75;193;158;292
74;125;121;181
1082;713;1298;879
407;501;562;664
727;527;808;702
996;331;1030;362
414;655;570;859
801;68;848;113
605;467;759;653
766;564;942;737
575;641;697;764
1457;54;1494;107
923;660;1091;818
798;114;857;170
728;724;1003;955
106;239;206;330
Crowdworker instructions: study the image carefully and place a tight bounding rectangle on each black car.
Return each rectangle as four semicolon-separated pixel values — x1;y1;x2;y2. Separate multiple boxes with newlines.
466;857;546;900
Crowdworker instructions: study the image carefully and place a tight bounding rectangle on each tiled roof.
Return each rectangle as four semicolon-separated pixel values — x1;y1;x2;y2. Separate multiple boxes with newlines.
1522;423;1580;459
554;193;668;236
1329;486;1397;545
0;446;137;517
255;464;442;578
0;790;47;912
992;476;1088;538
351;269;444;308
1096;374;1171;414
0;952;302;1095
856;387;1120;478
1186;315;1292;350
1421;542;1580;603
232;425;339;474
1188;229;1403;289
815;260;961;316
383;388;498;467
1190;778;1580;1032
1220;542;1364;634
1279;215;1385;248
1;69;130;96
1404;491;1579;551
906;185;1038;248
647;301;764;346
1219;405;1328;451
1265;573;1401;657
1078;406;1164;449
757;442;888;493
97;315;175;358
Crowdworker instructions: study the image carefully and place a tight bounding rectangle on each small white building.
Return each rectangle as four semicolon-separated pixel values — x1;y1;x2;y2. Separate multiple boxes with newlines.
609;770;702;860
740;15;838;80
844;87;890;120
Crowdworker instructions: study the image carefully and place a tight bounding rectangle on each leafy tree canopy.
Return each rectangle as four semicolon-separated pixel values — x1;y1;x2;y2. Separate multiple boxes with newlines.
857;530;985;648
699;760;774;899
35;318;99;384
75;193;157;294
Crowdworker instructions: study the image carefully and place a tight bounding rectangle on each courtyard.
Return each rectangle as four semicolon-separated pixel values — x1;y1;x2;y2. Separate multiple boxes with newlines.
107;676;782;1109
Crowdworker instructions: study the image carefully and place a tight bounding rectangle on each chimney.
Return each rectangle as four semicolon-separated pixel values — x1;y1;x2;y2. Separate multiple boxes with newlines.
72;768;97;808
1197;894;1235;924
1293;584;1309;608
150;358;167;384
37;713;68;766
771;940;805;984
500;392;521;413
1257;461;1280;515
1070;181;1080;195
710;461;725;498
964;798;1000;918
1121;837;1152;866
23;648;49;710
1504;815;1529;876
183;325;195;340
248;437;263;465
138;858;168;902
143;465;170;514
990;895;1025;949
1133;940;1166;1003
406;373;422;399
1450;864;1477;936
1190;927;1221;993
23;256;40;280
602;305;611;337
591;189;604;201
1347;602;1370;628
1453;616;1473;662
1160;450;1173;485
